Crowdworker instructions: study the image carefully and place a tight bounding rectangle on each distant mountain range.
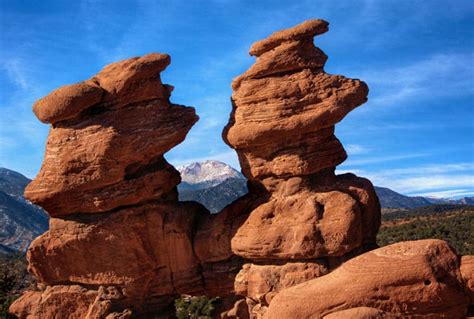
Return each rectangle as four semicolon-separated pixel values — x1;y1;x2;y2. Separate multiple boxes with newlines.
177;161;474;212
1;162;472;252
375;186;474;209
177;161;248;213
177;160;244;190
0;168;48;253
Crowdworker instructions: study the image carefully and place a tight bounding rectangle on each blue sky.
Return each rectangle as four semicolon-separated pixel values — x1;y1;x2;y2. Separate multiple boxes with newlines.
0;0;473;198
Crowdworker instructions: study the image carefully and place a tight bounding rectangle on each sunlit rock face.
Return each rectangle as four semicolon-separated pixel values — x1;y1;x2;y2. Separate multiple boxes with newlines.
25;53;197;217
193;19;380;318
266;240;470;319
224;19;368;181
10;19;472;319
10;53;214;318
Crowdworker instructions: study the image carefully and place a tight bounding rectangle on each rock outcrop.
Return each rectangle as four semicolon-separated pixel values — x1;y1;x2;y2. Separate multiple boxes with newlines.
10;54;213;318
266;239;470;319
9;285;133;319
226;20;368;181
461;255;474;304
10;20;473;319
198;19;380;317
25;53;196;216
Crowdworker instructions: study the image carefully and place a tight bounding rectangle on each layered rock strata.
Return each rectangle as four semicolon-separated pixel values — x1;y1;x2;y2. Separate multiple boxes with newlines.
25;53;196;216
194;19;381;318
10;54;225;318
216;20;472;318
10;19;474;319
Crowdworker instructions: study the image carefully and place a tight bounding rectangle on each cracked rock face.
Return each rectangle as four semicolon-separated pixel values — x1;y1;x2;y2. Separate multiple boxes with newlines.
25;53;198;216
26;202;206;305
222;19;378;258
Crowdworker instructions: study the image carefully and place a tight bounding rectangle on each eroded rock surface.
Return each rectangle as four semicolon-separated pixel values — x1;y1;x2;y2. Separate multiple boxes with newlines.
10;54;207;318
217;19;381;316
27;202;206;304
25;53;197;216
461;255;474;304
10;285;134;319
9;285;99;319
225;20;368;181
266;240;470;319
10;19;472;319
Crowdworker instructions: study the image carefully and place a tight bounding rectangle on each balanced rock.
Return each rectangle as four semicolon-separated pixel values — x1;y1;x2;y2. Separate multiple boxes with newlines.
224;19;368;181
266;240;470;319
25;53;197;216
223;19;378;259
217;19;381;316
11;54;207;318
12;19;470;319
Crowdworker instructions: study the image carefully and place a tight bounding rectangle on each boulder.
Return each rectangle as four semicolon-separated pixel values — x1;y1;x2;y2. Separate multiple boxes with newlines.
25;53;197;216
9;285;99;319
266;240;470;319
461;255;474;304
231;189;363;259
234;262;328;305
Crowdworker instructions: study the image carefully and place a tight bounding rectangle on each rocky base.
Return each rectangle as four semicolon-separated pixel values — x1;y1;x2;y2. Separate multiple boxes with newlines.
266;240;472;319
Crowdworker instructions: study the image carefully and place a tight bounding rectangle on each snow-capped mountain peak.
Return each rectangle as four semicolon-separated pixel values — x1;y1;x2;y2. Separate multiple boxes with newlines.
176;160;243;186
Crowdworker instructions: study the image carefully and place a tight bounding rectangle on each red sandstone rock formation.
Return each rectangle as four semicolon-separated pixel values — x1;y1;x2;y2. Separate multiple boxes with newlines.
266;240;470;319
226;20;368;181
197;19;381;317
461;255;474;304
10;54;211;318
9;286;132;319
10;20;473;319
25;53;196;216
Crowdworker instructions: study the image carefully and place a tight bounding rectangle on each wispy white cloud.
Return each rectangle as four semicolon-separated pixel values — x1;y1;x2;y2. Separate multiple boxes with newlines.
386;174;474;194
340;162;474;197
0;57;49;178
384;163;474;175
358;53;474;109
358;122;472;131
412;189;474;199
346;144;370;155
78;0;159;64
335;168;366;176
344;152;430;166
1;58;32;90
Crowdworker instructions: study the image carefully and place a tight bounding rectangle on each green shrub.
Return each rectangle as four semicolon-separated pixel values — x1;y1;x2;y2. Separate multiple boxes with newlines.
175;295;219;319
0;253;34;319
378;207;474;255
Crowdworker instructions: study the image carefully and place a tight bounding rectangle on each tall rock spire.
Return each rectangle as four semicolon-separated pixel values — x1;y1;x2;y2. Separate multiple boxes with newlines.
200;19;381;317
10;54;208;318
224;19;368;180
